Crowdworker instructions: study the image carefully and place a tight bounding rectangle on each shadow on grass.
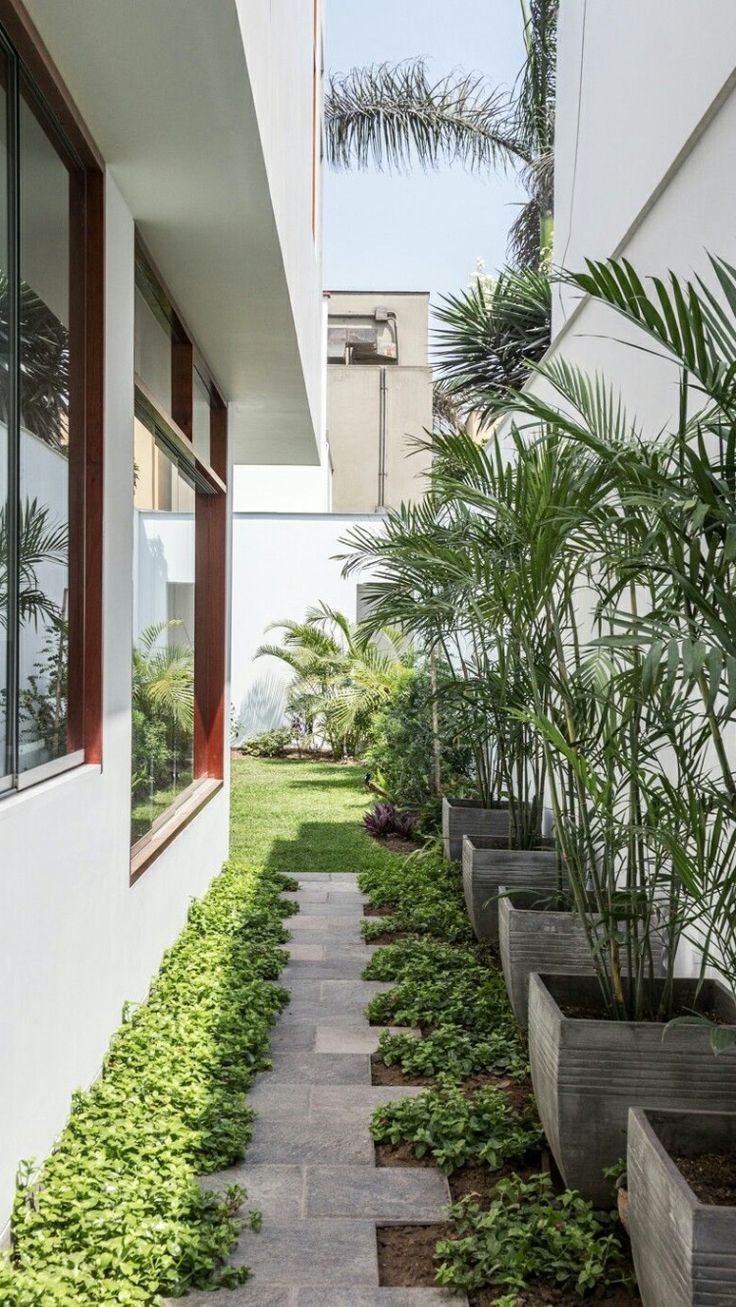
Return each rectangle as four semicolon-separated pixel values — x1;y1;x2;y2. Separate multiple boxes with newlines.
263;819;398;877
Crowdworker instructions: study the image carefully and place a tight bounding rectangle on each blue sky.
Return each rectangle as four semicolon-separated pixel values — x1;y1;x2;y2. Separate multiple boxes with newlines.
323;0;528;303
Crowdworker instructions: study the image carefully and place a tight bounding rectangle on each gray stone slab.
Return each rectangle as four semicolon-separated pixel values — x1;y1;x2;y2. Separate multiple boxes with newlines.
288;916;331;932
268;1023;316;1053
296;901;364;917
297;1292;468;1306
280;979;323;1000
230;1218;378;1284
267;1052;370;1085
304;1165;450;1221
279;1002;368;1026
309;1085;425;1117
296;874;333;882
200;1164;304;1219
324;942;379;960
315;1025;384;1054
284;890;330;903
280;958;371;980
320;979;392;1004
326;887;366;900
287;943;326;962
172;1287;295;1306
248;1082;311;1118
248;1117;374;1165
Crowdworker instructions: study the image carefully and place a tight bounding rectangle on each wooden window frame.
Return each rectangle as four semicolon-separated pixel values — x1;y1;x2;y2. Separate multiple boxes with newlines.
131;240;227;885
0;0;104;788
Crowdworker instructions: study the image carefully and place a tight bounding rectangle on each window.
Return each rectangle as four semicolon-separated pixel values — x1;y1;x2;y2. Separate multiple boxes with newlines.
0;21;103;795
131;242;227;877
327;310;398;365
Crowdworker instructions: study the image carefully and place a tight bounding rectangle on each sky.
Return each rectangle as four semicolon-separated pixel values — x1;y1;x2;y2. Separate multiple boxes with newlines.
323;0;528;304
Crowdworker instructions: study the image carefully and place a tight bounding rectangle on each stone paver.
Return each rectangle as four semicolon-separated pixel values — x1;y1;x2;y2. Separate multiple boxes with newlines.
305;1166;450;1221
191;872;468;1305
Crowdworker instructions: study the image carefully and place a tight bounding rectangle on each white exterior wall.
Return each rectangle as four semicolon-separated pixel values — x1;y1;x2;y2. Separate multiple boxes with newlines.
231;513;384;739
234;0;324;462
522;3;736;979
0;177;231;1234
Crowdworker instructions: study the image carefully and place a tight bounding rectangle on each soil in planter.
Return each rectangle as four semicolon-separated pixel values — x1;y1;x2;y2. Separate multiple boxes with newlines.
673;1150;736;1205
370;1055;534;1107
559;996;727;1024
371;1054;434;1087
366;930;409;946
363;902;397;918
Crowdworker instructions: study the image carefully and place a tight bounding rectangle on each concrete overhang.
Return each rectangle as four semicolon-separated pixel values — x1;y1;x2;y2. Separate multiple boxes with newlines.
24;0;320;466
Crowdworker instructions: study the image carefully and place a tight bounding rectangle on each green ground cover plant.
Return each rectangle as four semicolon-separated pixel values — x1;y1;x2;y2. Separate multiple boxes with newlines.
360;844;473;943
366;969;513;1033
2;758;394;1306
377;1026;528;1082
435;1175;627;1301
371;1081;541;1173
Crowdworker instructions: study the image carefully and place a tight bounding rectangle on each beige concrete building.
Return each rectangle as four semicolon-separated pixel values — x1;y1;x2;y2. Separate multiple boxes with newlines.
326;291;433;512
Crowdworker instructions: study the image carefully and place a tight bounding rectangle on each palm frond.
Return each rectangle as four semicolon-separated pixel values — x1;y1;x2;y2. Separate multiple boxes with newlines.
325;60;526;174
433;266;551;423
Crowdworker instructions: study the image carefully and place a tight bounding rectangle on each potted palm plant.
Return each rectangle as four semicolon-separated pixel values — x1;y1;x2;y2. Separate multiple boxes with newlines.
513;255;736;1205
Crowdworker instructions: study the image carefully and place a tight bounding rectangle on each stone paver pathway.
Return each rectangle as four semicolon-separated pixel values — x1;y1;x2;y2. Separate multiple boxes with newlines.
180;873;467;1305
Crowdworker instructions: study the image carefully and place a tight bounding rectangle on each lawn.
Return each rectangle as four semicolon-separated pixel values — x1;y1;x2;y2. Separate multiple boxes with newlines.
229;755;399;876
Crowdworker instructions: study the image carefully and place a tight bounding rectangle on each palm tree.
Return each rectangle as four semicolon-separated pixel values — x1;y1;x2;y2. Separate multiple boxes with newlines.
433;265;551;424
325;0;558;268
132;621;194;734
256;603;405;757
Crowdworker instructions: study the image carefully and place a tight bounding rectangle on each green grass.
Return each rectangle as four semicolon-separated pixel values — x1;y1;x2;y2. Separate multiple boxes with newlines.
229;755;399;876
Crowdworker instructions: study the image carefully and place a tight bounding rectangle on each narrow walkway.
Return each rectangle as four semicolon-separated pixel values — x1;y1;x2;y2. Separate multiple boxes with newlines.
185;873;467;1305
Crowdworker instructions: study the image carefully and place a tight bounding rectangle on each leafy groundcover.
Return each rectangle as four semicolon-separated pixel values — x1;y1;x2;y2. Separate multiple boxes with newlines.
360;846;630;1304
0;860;295;1306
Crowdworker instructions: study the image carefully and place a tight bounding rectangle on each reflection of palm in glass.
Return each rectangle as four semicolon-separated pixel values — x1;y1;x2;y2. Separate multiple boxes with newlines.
0;497;68;628
0;276;70;449
131;621;194;843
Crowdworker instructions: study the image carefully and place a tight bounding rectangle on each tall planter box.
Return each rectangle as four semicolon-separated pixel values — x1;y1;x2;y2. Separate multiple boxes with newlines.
441;796;510;862
528;972;736;1206
499;894;664;1028
462;837;558;944
628;1107;736;1307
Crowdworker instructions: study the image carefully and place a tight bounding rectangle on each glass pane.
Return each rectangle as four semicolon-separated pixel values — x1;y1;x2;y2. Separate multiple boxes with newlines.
132;417;195;844
17;88;72;774
192;366;211;463
134;285;172;413
0;50;8;781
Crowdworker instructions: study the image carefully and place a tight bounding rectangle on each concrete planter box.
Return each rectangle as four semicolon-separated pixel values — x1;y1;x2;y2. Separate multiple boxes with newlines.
499;893;664;1028
441;796;510;862
528;971;736;1206
628;1107;736;1307
462;838;558;945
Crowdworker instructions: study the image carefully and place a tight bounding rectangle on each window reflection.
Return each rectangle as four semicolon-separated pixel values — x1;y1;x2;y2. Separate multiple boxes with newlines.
17;87;72;774
131;418;195;844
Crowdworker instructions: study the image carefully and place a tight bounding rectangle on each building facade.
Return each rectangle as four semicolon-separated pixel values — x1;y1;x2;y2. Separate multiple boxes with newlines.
0;0;323;1233
326;290;433;513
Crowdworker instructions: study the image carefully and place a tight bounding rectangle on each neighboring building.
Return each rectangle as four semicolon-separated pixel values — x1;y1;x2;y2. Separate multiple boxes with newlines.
0;0;323;1233
326;291;433;512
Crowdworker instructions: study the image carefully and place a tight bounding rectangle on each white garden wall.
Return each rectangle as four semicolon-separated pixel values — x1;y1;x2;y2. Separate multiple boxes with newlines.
231;512;384;740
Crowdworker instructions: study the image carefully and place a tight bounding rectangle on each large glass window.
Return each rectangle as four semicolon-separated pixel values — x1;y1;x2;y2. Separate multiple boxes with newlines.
0;39;98;794
131;247;227;858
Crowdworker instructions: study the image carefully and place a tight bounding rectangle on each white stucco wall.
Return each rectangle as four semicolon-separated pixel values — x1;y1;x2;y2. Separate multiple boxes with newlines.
231;512;384;739
0;177;231;1234
236;0;324;454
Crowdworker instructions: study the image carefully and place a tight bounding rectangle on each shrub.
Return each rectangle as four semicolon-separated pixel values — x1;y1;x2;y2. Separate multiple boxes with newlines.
365;664;474;831
363;801;417;840
240;727;292;758
435;1174;626;1298
0;862;293;1304
371;1081;542;1173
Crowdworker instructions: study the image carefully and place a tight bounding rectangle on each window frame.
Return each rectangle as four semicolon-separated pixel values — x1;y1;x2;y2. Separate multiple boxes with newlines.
0;0;104;797
130;238;228;884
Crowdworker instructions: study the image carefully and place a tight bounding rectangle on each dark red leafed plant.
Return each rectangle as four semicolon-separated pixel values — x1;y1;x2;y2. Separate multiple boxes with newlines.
363;802;417;841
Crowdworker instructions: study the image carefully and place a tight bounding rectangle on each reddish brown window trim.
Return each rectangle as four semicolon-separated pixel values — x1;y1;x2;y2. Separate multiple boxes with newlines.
131;245;228;883
0;0;104;774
